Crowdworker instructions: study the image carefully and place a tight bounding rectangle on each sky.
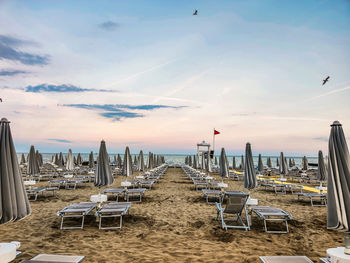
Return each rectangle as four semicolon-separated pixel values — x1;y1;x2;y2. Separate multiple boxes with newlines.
0;0;349;155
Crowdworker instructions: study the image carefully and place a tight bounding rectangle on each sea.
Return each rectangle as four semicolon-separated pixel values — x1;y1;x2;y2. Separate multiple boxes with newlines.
17;153;318;168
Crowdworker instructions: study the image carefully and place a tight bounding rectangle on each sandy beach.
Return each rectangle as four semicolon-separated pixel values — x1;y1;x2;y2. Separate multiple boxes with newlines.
0;167;342;262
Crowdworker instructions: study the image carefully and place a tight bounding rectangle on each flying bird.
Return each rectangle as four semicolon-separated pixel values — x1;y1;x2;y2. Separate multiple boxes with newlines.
0;98;2;102
193;10;198;15
322;76;330;85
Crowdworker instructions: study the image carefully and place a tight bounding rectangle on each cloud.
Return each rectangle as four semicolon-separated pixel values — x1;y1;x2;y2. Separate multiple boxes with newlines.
48;139;72;143
25;84;118;93
0;35;49;65
63;104;186;121
312;137;328;142
308;86;350;101
0;69;28;76
99;21;119;31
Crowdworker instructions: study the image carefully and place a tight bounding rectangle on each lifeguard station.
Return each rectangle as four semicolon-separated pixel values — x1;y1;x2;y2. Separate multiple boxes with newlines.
197;141;211;169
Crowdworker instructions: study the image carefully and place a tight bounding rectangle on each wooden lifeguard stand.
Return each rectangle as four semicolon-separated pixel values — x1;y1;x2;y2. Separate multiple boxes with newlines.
197;141;210;169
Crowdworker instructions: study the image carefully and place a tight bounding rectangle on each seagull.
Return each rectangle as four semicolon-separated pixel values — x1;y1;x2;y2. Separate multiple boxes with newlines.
322;76;330;85
193;10;198;15
0;98;2;102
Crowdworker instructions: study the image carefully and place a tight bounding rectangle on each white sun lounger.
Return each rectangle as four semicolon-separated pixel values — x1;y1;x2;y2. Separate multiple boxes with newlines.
57;202;97;229
96;202;131;230
297;193;327;206
251;206;292;233
259;256;313;263
22;254;85;262
26;187;58;201
202;189;222;204
103;188;125;201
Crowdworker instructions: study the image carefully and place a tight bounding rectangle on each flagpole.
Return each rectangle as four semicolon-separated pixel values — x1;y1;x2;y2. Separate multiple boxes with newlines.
213;128;215;157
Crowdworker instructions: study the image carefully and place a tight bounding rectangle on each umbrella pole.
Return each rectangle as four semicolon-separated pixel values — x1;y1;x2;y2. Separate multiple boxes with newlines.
345;232;350;255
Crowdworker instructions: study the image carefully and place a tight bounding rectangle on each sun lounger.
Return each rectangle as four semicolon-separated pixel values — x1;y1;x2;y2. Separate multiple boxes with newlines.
21;254;84;262
65;179;88;190
193;181;208;191
251;206;292;233
202;189;222;204
138;180;155;189
216;193;250;231
103;188;124;201
57;202;97;229
26;187;58;201
259;256;313;263
49;179;66;188
297;193;327;206
96;202;131;229
125;188;147;202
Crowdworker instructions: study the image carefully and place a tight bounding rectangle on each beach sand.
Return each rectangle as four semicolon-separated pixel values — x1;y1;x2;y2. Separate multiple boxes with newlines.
0;167;342;262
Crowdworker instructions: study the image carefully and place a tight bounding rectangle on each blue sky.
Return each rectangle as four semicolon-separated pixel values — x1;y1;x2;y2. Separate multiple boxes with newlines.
0;0;349;155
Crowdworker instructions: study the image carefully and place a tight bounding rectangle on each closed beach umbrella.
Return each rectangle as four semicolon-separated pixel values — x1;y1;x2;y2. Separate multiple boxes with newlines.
73;156;77;165
116;154;122;168
318;150;327;182
147;152;152;169
206;155;212;173
244;142;257;191
66;149;74;170
113;155;117;165
280;152;288;175
219;148;229;179
232;156;236;169
258;154;264;172
20;153;26;165
0;118;31;224
327;121;350;251
267;157;272;168
138;150;145;171
54;153;59;166
89;151;94;169
193;155;197;169
122;146;133;177
289;158;293;168
58;152;64;166
134;155;138;166
188;156;192;167
302;156;308;170
276;157;279;167
241;155;245;170
27;145;39;176
215;156;218;165
95;140;114;188
77;153;82;166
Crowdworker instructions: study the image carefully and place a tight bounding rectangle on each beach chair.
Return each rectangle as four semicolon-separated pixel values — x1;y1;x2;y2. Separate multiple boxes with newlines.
103;188;125;201
96;202;131;230
259;256;313;263
251;206;292;233
21;254;84;262
125;188;147;202
216;193;250;231
26;187;58;201
202;189;222;204
57;202;97;229
297;193;327;206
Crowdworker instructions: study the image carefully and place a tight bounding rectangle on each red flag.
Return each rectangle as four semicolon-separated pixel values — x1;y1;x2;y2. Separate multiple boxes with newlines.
214;129;220;135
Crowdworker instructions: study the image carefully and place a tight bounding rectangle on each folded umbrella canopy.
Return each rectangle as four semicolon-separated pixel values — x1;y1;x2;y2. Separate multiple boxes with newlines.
116;154;122;168
232;156;236;169
244;143;257;191
77;153;82;166
20;153;26;165
327;121;350;254
58;152;64;166
219;148;229;179
122;146;133;177
241;155;245;170
267;157;272;168
193;155;197;169
302;156;308;170
318;150;327;182
138;150;145;171
258;154;264;172
89;151;94;169
279;152;288;176
95;140;114;187
0;118;31;224
66;149;74;171
27;145;39;176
